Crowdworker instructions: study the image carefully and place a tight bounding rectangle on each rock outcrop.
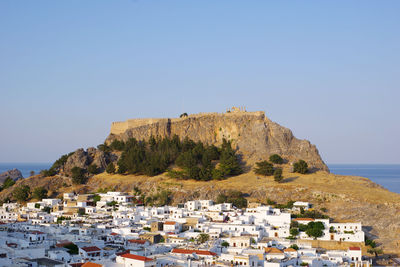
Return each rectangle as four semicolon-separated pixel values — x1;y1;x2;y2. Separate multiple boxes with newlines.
63;148;116;175
106;109;329;172
0;169;23;184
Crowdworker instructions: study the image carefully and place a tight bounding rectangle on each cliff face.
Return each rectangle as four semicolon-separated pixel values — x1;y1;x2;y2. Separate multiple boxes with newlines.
63;148;117;175
106;111;329;172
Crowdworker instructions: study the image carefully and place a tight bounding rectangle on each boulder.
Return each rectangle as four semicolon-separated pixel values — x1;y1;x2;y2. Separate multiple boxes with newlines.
63;148;115;175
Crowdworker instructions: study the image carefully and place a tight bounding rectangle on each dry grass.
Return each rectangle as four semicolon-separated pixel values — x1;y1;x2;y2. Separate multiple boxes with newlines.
91;170;400;204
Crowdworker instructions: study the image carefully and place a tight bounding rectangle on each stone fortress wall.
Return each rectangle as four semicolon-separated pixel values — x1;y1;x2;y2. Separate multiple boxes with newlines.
110;107;265;135
107;107;328;172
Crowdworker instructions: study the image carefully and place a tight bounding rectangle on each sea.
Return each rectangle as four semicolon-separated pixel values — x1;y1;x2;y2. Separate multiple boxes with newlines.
328;164;400;194
0;162;52;178
0;163;399;194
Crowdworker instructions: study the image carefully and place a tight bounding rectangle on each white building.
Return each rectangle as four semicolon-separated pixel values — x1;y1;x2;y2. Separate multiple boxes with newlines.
116;253;156;267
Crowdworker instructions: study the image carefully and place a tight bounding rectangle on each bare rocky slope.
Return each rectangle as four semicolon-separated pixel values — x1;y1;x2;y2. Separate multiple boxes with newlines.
106;110;329;172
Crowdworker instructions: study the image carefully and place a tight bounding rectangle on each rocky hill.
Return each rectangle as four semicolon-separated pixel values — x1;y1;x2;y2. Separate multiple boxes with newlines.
2;108;399;256
0;169;23;184
106;109;329;172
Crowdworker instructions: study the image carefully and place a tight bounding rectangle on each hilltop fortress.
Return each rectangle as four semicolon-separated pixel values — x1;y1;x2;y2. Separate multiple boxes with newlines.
110;107;263;135
107;108;329;172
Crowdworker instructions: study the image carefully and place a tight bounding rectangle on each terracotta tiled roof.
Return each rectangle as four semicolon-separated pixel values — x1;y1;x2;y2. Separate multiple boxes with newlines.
164;221;176;225
284;248;297;252
56;240;73;247
349;247;361;251
82;263;102;267
110;232;119;236
171;248;217;256
81;246;101;252
120;253;154;262
116;250;130;256
265;247;284;254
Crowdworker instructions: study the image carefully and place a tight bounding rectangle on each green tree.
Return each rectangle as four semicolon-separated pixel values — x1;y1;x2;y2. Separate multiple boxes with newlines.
305;221;325;239
290;228;299;236
88;164;99;175
110;140;126;151
97;143;111;152
306;227;323;239
216;139;242;177
367;247;383;258
290;220;299;228
293;160;308;174
274;168;283;182
64;243;79;255
32;187;48;200
221;241;229;247
71;167;87;184
290;244;299;250
180;112;188;118
2;177;15;189
30;170;35;176
217;191;247;208
78;209;86;216
269;154;283;164
92;194;101;203
298;224;308;232
40;168;57;177
42;206;51;213
205;145;220;161
254;161;274;176
106;162;116;174
176;151;197;169
197;233;210;243
107;201;118;207
46;152;74;176
13;185;30;202
365;239;376;248
212;168;224;180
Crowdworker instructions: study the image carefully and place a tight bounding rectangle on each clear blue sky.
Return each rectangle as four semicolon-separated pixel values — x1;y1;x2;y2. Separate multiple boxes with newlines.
1;1;399;164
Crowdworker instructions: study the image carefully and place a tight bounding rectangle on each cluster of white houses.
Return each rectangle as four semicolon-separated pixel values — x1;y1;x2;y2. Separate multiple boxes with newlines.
0;192;371;267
